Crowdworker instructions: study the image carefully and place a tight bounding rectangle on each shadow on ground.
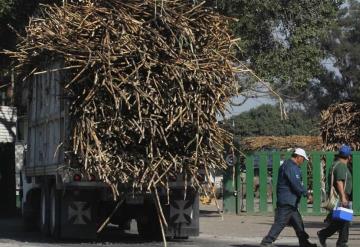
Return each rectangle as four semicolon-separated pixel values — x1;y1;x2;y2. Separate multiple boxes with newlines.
257;220;360;229
0;216;173;245
230;245;294;247
200;209;223;217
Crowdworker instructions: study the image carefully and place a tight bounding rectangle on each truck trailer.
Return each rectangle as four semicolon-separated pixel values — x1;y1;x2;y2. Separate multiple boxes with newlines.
19;61;199;239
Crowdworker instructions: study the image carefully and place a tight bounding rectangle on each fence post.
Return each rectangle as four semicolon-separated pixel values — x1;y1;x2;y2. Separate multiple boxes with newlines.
246;155;254;214
325;152;335;192
223;165;237;214
300;158;308;213
259;153;268;213
272;153;280;209
235;159;242;214
312;152;321;214
352;152;360;214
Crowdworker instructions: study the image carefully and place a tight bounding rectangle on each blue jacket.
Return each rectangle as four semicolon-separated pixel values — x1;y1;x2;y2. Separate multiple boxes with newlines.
276;159;307;208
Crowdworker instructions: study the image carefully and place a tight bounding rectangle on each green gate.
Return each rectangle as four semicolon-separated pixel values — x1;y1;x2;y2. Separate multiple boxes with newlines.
223;151;360;215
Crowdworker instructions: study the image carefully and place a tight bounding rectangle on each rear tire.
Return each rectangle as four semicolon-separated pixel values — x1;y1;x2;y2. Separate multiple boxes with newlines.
136;216;152;239
40;186;50;236
136;208;161;240
23;205;39;231
22;191;40;232
49;186;61;239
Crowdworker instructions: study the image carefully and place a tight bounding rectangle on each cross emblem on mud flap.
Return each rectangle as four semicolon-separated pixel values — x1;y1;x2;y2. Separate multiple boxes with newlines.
170;200;193;224
68;201;91;225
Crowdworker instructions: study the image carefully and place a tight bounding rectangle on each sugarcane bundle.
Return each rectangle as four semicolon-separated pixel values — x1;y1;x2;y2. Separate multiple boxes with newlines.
321;102;360;151
240;135;322;152
7;0;243;197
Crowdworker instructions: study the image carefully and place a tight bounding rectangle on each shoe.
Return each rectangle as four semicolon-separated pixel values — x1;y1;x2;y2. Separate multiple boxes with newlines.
300;240;317;247
317;231;326;247
260;241;273;247
300;242;317;247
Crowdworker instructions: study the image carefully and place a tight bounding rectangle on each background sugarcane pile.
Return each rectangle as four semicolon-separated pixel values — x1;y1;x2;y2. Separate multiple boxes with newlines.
240;135;322;152
320;102;360;151
7;0;243;197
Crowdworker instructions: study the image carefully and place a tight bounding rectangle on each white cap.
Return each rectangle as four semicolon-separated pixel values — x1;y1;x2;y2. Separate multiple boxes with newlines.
294;148;309;161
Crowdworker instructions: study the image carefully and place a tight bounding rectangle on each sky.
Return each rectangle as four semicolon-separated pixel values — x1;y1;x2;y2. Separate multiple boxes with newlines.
222;95;276;120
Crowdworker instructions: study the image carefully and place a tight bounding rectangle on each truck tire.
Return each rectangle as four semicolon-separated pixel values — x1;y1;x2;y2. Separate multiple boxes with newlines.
40;186;50;236
49;186;61;239
136;216;151;239
136;210;161;240
22;191;40;232
23;215;36;231
118;219;131;231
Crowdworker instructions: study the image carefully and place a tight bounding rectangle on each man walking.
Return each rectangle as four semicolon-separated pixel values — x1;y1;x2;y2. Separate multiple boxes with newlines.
260;148;317;247
317;145;352;247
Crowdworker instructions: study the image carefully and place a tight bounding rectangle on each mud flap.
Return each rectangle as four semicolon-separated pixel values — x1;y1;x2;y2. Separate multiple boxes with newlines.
60;188;100;239
166;190;199;238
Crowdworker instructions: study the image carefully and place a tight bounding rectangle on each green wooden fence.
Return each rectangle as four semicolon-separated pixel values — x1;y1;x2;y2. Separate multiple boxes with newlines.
223;151;360;216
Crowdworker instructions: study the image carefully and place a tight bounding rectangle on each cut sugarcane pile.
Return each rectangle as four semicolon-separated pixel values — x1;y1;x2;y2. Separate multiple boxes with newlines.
240;135;322;151
7;0;244;197
321;102;360;151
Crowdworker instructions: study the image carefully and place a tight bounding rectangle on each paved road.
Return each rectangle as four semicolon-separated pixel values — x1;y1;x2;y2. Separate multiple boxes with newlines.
1;206;360;247
0;216;295;247
0;217;235;247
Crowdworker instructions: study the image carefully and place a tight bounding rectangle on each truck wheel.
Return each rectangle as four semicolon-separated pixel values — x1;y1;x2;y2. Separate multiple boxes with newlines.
40;186;50;236
23;213;36;231
22;191;40;232
118;219;131;231
136;212;161;240
49;186;61;239
136;216;151;239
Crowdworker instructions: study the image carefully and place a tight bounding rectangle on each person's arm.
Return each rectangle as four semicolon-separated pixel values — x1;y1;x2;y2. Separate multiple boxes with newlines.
336;180;348;207
284;165;307;197
334;165;349;207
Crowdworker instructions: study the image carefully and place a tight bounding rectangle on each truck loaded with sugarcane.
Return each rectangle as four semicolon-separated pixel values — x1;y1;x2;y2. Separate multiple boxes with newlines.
6;0;241;241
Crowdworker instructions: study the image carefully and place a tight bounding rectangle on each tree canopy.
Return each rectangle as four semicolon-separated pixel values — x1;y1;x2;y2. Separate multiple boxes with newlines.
214;0;340;97
0;0;61;69
302;0;360;113
222;104;319;141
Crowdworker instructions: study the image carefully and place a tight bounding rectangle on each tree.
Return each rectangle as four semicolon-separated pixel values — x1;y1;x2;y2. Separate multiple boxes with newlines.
301;0;360;113
0;0;61;107
0;0;13;16
223;104;319;141
0;0;61;68
213;0;340;98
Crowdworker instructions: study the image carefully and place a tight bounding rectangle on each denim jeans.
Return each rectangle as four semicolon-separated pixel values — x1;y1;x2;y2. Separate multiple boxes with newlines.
262;205;309;244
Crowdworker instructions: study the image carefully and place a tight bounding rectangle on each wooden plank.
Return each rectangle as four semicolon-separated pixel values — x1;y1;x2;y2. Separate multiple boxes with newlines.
246;156;254;213
300;158;308;213
235;160;241;214
325;152;335;192
222;166;237;214
272;152;280;209
352;152;360;214
259;153;268;213
312;152;321;214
